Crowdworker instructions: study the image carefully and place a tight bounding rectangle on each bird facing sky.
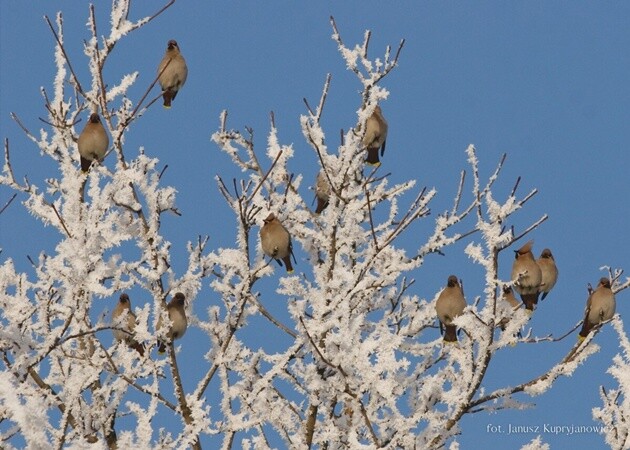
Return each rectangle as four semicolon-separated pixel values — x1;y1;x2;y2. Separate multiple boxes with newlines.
158;39;188;108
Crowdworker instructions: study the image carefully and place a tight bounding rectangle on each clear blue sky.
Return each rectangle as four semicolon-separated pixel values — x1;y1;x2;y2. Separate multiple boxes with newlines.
1;2;629;448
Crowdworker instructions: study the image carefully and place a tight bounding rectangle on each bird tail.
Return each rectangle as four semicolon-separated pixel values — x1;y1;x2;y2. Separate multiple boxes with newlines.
80;156;92;172
162;90;173;108
130;341;145;356
283;255;294;274
366;147;381;166
442;324;458;343
520;293;539;312
158;341;167;354
315;197;329;214
578;320;592;342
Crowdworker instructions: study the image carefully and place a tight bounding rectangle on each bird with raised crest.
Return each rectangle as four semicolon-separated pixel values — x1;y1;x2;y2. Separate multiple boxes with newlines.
158;39;188;108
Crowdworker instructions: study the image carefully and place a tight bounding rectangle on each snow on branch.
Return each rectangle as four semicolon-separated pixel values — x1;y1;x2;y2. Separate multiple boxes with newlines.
2;4;628;449
593;316;630;449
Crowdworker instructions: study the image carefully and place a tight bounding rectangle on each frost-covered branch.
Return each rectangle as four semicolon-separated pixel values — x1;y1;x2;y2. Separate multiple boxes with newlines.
593;316;630;450
2;5;625;449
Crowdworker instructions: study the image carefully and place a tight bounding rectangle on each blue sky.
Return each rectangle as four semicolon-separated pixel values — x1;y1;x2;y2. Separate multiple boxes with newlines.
1;2;629;448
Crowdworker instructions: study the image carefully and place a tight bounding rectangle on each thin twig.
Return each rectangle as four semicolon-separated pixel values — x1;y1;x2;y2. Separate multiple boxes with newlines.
44;14;83;95
51;204;72;238
0;193;17;215
365;190;379;250
451;170;466;216
510;176;521;198
499;214;548;251
246;149;283;203
122;57;173;131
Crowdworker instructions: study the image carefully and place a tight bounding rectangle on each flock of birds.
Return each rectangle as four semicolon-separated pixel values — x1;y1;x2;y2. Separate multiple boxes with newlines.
73;39;388;352
112;292;187;355
77;40;612;353
435;241;616;344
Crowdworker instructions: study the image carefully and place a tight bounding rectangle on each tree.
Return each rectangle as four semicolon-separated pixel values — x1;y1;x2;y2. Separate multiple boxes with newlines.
0;2;628;448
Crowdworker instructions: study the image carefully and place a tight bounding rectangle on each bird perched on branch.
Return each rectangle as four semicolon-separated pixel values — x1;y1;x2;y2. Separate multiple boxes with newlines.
511;240;542;312
315;171;331;214
158;39;188;108
78;113;109;172
112;293;144;356
435;275;467;343
157;292;188;353
498;285;520;330
260;213;295;273
536;248;558;301
579;278;616;341
363;105;388;167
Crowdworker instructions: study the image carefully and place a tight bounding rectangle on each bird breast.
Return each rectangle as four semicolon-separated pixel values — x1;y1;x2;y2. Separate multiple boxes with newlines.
261;225;290;259
511;259;542;295
78;127;108;160
362;115;386;149
168;307;188;339
587;292;616;325
159;54;188;91
436;288;466;324
316;173;331;201
113;311;135;342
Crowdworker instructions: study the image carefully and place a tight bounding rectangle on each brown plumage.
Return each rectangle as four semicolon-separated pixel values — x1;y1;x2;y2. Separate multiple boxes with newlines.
315;171;331;214
363;105;388;167
579;278;616;341
78;113;109;172
112;293;144;356
435;275;467;343
260;213;295;273
157;292;188;353
498;285;520;330
158;40;188;108
537;248;558;301
498;286;523;344
511;240;542;312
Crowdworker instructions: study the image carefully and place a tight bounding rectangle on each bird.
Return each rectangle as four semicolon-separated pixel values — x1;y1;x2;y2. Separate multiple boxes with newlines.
315;171;331;214
260;213;295;273
158;39;188;108
579;278;616;341
77;113;109;172
435;275;467;343
157;292;188;353
502;285;520;310
536;248;558;301
498;285;523;343
498;285;520;330
511;240;542;312
362;105;388;167
111;293;144;355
